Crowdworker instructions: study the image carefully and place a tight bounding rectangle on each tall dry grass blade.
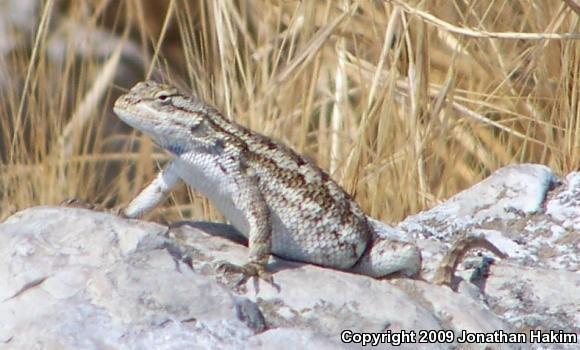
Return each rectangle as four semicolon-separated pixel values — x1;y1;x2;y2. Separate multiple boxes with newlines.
562;0;580;16
391;0;580;40
11;0;55;163
147;0;176;79
367;7;402;111
329;0;351;173
330;38;347;175
213;0;234;115
58;42;124;159
272;6;353;87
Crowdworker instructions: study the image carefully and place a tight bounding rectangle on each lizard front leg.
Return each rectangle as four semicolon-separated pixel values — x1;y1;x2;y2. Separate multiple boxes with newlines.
61;161;180;216
122;160;181;218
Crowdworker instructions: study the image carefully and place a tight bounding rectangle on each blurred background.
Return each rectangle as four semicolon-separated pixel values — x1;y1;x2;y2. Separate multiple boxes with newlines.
0;0;578;224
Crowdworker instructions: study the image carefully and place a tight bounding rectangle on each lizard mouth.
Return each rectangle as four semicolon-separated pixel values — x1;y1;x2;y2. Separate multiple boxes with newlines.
113;97;147;126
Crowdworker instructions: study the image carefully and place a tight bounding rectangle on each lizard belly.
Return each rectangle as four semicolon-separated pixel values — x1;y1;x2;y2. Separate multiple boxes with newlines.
174;156;251;237
173;157;311;258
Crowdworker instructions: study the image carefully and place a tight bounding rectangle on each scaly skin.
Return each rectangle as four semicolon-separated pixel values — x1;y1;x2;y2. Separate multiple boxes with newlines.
111;80;505;287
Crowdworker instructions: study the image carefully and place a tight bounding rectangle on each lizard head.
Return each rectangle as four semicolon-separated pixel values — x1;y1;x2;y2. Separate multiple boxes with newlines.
114;80;218;155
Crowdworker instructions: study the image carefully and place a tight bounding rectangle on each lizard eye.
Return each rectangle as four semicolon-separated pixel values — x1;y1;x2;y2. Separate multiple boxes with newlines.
154;90;174;103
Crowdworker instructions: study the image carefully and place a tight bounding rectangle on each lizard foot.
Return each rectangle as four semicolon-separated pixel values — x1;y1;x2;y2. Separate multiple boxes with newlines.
61;198;101;210
215;261;277;289
61;198;126;218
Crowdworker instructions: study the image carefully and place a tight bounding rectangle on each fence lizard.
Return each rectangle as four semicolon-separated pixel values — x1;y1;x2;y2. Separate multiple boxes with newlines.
109;80;506;288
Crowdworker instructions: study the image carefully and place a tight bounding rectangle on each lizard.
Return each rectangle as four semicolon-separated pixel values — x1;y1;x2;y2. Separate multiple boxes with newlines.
104;80;506;288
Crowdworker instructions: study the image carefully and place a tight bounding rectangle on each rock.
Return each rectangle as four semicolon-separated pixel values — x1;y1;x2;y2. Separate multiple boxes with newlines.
398;164;579;336
0;208;261;349
0;164;578;349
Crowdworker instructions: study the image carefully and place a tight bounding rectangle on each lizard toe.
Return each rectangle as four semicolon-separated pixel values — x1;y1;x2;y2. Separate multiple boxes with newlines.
61;198;128;218
61;198;99;210
215;261;276;287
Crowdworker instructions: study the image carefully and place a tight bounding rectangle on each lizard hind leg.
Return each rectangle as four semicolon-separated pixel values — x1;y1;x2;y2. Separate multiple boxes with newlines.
350;239;422;278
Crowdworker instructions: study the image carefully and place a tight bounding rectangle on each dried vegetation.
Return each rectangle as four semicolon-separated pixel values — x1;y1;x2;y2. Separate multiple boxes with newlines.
0;0;578;222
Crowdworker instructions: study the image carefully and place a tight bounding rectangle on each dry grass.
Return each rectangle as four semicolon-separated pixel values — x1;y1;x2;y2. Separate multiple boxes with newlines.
0;0;578;224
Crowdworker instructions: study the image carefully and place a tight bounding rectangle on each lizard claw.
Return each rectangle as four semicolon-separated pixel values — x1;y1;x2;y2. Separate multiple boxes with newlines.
61;198;127;218
61;198;100;210
216;261;276;287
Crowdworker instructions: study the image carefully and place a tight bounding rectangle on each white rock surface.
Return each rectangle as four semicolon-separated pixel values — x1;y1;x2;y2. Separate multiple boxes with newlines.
1;164;578;349
0;209;262;349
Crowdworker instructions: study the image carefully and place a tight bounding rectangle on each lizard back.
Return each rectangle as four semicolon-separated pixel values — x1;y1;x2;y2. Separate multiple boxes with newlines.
114;80;373;269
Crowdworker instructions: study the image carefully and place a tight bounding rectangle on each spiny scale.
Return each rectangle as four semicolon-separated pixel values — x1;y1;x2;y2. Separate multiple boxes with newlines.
112;80;505;287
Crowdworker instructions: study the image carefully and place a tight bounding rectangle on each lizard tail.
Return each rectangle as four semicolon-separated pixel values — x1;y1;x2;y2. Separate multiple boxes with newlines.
432;234;507;288
350;239;422;278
